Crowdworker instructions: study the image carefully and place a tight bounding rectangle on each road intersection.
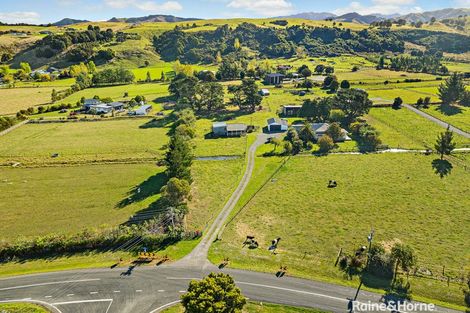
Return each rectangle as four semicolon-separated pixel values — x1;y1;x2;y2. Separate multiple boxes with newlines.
0;134;462;312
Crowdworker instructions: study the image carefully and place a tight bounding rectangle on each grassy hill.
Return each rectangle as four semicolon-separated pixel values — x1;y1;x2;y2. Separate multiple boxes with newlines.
2;16;469;71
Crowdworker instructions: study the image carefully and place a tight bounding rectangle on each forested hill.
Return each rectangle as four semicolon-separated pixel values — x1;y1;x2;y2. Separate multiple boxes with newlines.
153;22;470;63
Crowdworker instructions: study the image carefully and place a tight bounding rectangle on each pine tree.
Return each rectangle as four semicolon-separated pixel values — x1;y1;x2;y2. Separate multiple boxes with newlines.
160;71;166;82
165;133;194;182
435;126;456;160
438;73;465;105
51;89;58;102
146;71;152;82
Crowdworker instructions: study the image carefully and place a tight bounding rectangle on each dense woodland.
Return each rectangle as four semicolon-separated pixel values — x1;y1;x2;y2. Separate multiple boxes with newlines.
154;23;470;64
154;23;405;63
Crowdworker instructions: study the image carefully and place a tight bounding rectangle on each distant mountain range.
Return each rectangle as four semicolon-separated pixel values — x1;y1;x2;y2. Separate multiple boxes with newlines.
52;18;89;26
399;8;470;23
278;12;336;20
279;8;470;24
107;14;199;24
49;8;470;27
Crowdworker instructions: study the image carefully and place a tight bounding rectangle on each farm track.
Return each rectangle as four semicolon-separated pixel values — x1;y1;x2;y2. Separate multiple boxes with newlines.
403;103;470;138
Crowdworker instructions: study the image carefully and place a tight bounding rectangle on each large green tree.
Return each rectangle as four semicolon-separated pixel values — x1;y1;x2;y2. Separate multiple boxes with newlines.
195;82;225;111
435;126;456;159
334;88;372;124
169;73;199;106
391;243;417;281
181;273;246;313
228;79;262;112
160;177;191;208
165;133;194;183
438;73;466;105
300;98;331;122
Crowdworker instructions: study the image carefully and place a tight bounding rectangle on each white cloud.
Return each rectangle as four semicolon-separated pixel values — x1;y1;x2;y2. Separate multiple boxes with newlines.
454;0;470;6
0;11;40;24
134;1;182;11
334;0;423;15
227;0;293;16
372;0;415;4
104;0;182;12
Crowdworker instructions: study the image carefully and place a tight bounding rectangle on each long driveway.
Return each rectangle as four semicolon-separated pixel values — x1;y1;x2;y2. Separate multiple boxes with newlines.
0;133;463;313
173;133;271;269
403;104;470;138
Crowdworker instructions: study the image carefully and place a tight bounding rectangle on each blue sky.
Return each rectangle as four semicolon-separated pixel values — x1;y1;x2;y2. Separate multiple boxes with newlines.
0;0;467;24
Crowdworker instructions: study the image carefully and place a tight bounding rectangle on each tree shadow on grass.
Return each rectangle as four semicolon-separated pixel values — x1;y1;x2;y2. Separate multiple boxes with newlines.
116;172;168;209
361;272;393;290
139;115;176;129
431;159;453;178
437;104;463;116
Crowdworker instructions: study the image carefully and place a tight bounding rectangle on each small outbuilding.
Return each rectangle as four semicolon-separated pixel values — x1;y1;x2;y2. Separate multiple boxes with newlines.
212;122;247;137
267;118;288;132
260;89;270;96
132;104;152;116
264;73;285;85
281;105;302;116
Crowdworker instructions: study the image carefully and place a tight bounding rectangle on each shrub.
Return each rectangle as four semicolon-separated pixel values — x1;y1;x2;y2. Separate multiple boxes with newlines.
318;135;335;153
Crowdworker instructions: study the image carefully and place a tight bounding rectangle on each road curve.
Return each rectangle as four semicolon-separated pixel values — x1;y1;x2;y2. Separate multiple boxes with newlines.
403;104;470;139
0;133;464;313
0;266;460;313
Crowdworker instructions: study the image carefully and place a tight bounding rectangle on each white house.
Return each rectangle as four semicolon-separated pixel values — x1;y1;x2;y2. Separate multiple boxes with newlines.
83;99;102;110
88;104;114;114
291;123;351;142
267;118;288;132
129;104;152;116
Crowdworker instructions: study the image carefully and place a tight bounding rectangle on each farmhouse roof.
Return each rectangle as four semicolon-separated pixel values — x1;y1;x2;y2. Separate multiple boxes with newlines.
226;123;247;132
266;73;285;78
212;122;226;128
267;118;288;126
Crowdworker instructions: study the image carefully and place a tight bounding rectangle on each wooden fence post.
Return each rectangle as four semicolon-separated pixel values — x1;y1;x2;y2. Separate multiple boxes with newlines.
335;248;343;266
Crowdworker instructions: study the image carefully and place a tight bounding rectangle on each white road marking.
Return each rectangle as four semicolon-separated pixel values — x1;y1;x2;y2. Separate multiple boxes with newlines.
166;277;199;280
90;291;98;295
136;290;143;292
66;294;74;297
45;296;52;298
0;278;101;291
53;298;114;313
113;290;120;293
157;290;165;292
178;290;186;293
235;281;349;303
148;300;181;313
53;298;113;305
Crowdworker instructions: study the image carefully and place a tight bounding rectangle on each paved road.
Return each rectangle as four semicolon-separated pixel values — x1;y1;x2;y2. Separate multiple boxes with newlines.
0;134;463;312
0;266;459;313
403;104;470;139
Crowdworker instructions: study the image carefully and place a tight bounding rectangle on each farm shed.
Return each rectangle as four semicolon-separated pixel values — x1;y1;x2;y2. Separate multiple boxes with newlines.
267;118;288;132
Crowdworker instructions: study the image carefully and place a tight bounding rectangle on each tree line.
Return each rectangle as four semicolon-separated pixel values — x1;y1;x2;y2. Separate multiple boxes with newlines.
159;109;196;233
154;22;405;64
169;72;262;113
